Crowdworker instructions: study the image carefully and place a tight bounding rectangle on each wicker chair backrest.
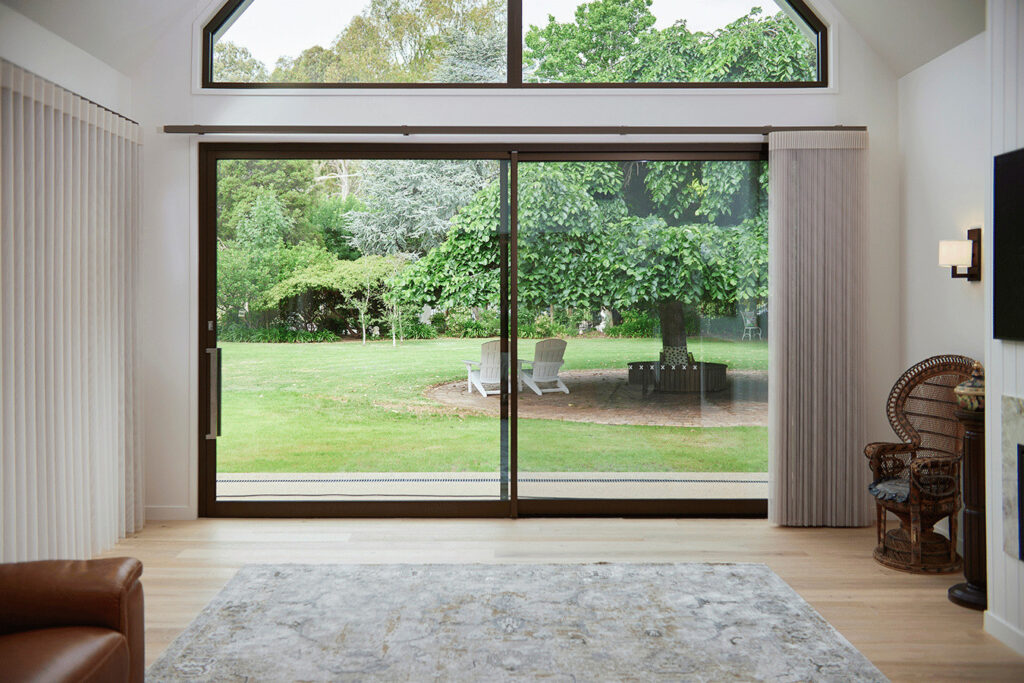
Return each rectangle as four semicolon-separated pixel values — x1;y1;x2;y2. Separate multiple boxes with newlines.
886;355;975;460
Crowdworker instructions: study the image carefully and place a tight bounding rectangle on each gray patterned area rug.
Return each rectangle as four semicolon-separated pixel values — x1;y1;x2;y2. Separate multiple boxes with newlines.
147;563;887;682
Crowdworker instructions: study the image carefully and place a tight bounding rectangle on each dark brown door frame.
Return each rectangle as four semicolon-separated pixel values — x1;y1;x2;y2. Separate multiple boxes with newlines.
198;141;769;518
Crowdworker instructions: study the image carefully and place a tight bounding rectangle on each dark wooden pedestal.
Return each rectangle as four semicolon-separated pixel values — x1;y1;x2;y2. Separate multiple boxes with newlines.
949;409;987;610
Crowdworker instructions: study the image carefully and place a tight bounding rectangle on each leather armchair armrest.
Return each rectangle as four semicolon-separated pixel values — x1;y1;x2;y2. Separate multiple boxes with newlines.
0;557;142;636
864;441;915;480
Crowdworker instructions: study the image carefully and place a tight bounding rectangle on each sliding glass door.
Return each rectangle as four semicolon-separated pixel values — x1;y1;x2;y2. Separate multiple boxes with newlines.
514;158;768;509
198;144;767;516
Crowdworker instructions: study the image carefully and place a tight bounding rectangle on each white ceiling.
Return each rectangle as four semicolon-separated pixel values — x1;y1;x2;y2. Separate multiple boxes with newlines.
0;0;987;80
829;0;985;77
0;0;196;75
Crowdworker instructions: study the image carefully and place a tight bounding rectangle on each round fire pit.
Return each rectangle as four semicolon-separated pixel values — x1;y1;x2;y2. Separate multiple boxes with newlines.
627;361;728;393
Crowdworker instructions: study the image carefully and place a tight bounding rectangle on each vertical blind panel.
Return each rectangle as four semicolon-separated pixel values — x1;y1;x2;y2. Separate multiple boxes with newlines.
0;59;142;562
768;130;870;527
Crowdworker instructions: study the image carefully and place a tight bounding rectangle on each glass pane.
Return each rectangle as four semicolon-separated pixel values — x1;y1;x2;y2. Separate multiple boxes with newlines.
523;1;818;84
214;158;508;501
515;160;768;500
212;0;508;84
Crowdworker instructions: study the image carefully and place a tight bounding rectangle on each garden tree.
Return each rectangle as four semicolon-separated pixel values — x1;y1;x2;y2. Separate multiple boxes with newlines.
394;162;768;358
269;0;505;83
347;159;497;256
431;27;506;82
392;181;505;311
382;254;416;345
604;215;768;357
216;160;322;242
212;41;269;82
306;195;364;261
523;0;657;83
313;159;361;200
271;45;335;83
513;0;794;355
268;254;407;342
644;160;768;225
524;1;815;84
217;191;294;326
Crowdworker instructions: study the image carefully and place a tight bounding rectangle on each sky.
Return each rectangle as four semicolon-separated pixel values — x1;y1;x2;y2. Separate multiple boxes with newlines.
220;0;786;69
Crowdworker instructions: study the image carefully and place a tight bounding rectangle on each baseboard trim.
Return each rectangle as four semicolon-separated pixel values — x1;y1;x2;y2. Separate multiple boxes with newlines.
985;610;1024;657
145;504;197;521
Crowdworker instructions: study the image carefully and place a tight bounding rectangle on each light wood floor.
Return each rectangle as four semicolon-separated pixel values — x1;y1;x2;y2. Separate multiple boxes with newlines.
101;518;1024;681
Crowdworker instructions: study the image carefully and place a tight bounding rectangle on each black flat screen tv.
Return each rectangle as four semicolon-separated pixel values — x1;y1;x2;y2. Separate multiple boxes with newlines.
994;146;1024;341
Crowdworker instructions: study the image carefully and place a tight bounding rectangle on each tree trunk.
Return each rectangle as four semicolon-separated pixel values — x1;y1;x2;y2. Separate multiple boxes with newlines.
659;300;688;360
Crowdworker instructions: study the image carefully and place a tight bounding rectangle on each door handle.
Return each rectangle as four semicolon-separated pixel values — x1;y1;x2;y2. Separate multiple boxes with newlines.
206;347;221;439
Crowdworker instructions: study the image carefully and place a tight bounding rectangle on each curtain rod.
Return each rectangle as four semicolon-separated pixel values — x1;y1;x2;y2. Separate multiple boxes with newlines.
162;124;866;136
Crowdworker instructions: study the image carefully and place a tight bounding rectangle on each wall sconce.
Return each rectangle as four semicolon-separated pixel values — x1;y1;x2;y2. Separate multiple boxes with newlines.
938;228;981;281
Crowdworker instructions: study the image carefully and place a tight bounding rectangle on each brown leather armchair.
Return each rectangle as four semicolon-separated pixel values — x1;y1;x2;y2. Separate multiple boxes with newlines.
0;557;144;682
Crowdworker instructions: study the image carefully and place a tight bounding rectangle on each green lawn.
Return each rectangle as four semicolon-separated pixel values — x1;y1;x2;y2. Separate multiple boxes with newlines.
217;336;768;473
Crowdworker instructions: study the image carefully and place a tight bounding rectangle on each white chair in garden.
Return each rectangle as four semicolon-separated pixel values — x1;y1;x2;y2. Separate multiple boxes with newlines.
519;338;569;396
463;340;503;397
741;309;762;341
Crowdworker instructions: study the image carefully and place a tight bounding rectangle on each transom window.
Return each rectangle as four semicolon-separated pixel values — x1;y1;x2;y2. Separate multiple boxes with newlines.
203;0;826;88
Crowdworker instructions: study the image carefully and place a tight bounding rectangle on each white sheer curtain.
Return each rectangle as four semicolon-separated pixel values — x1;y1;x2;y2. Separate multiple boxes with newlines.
768;130;870;527
1;59;142;561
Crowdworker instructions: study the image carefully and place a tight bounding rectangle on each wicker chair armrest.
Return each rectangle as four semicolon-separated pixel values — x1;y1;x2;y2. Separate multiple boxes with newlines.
864;442;914;480
910;456;960;499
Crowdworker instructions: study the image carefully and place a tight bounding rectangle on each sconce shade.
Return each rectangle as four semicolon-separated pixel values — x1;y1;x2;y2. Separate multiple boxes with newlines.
939;240;974;267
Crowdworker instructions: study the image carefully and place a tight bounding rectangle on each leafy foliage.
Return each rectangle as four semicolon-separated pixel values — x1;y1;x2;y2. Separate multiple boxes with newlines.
524;1;816;84
209;7;793;344
307;195;363;260
443;308;500;338
394;161;767;314
348;159;497;256
432;27;507;83
524;0;658;83
216;0;814;87
218;324;339;343
212;41;269;82
216;192;293;325
259;0;506;83
604;310;658;338
217;160;321;242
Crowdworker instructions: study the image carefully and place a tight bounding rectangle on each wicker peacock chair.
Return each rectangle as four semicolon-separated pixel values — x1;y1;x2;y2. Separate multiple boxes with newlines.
864;355;976;573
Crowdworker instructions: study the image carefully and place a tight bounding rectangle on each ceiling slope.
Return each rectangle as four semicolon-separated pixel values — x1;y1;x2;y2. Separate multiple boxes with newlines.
0;0;195;76
828;0;985;78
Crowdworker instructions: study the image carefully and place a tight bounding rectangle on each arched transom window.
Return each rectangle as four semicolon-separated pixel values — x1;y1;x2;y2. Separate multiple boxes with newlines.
203;0;827;88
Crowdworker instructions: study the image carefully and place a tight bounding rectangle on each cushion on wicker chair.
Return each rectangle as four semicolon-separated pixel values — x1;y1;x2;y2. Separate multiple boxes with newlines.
868;478;910;503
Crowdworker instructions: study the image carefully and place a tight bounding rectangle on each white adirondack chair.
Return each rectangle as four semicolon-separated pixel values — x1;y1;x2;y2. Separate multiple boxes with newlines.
518;338;569;396
741;309;762;341
462;340;503;397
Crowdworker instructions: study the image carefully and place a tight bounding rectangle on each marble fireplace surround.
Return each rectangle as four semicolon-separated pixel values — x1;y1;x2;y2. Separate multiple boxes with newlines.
1003;396;1024;560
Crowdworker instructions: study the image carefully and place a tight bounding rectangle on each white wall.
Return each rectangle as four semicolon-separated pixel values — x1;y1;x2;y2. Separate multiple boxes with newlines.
898;35;988;367
984;0;1024;658
129;0;903;520
0;4;132;117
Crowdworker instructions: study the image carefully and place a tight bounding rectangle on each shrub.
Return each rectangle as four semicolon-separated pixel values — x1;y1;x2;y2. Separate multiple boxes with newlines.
218;324;338;343
403;321;438;339
388;309;438;340
445;307;500;338
430;311;448;335
605;310;658;338
532;312;568;338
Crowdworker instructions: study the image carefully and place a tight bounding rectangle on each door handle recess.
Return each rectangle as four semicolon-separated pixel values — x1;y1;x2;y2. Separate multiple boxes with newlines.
206;347;221;439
